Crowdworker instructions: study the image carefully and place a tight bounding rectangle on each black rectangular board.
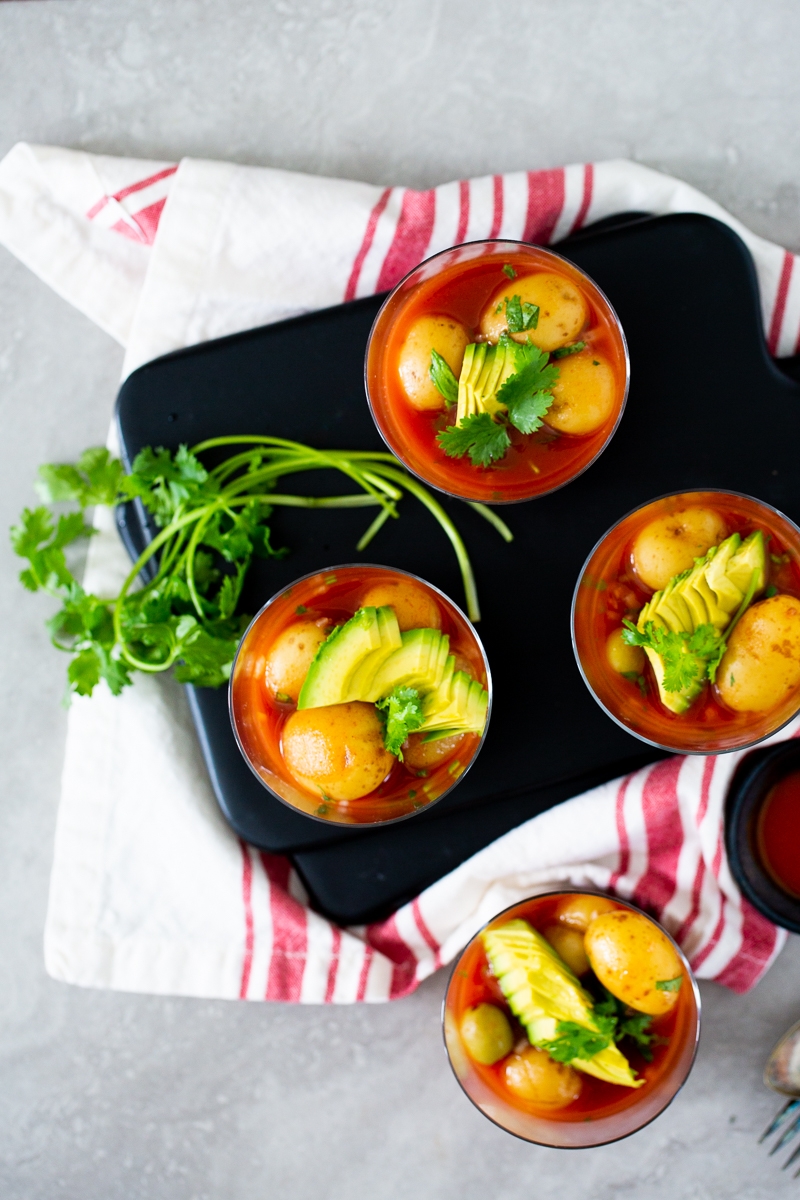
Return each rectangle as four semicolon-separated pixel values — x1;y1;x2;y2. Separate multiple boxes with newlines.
116;212;800;924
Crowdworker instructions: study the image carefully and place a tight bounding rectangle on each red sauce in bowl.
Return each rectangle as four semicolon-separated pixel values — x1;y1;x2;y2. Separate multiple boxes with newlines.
366;240;628;503
757;770;800;898
229;565;490;825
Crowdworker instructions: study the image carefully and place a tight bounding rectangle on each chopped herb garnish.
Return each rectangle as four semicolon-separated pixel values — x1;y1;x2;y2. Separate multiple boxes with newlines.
505;294;539;333
376;685;424;758
541;1021;613;1063
275;691;292;703
765;584;778;598
622;619;726;693
655;975;683;993
437;412;512;467
295;604;307;614
551;341;586;359
429;350;459;406
502;264;517;279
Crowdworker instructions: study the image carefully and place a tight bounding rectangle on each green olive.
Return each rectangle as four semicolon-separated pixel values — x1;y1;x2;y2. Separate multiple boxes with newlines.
459;1003;514;1065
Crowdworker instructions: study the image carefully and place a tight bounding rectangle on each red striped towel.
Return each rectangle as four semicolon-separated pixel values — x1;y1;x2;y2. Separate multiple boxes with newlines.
0;144;794;1001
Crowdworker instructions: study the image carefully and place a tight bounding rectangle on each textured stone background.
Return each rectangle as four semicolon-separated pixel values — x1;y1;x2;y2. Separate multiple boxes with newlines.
1;2;800;1197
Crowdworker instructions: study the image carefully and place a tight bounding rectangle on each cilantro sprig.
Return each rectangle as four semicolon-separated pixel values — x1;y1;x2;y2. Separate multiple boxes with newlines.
376;685;424;758
541;987;659;1065
505;294;539;333
622;619;727;693
12;438;505;698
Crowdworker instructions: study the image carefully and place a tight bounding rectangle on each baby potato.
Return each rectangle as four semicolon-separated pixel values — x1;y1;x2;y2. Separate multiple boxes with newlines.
503;1046;582;1108
606;628;645;676
401;731;464;770
631;508;727;592
359;579;442;631
282;702;393;801
264;620;328;702
460;1003;514;1065
480;272;587;352
585;910;684;1015
543;925;590;977
553;893;618;932
717;593;800;712
543;351;616;436
397;314;469;411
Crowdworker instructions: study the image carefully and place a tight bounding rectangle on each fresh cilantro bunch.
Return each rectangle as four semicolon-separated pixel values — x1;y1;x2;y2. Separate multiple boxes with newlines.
12;437;503;699
622;619;726;692
376;685;425;758
437;339;561;468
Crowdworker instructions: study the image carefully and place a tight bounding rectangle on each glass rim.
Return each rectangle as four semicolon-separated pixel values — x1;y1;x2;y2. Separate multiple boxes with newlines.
228;561;493;828
570;487;800;756
441;887;702;1149
363;238;631;507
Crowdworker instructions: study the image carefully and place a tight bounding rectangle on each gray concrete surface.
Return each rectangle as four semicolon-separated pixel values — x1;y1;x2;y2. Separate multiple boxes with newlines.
2;2;800;1197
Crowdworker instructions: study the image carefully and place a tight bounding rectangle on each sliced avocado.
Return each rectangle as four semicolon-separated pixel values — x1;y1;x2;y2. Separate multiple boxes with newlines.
482;920;641;1089
364;628;445;701
344;606;402;700
298;607;383;709
691;570;730;630
641;646;698;715
704;533;744;612
653;580;693;634
420;673;487;733
457;341;517;423
677;569;711;630
726;529;767;595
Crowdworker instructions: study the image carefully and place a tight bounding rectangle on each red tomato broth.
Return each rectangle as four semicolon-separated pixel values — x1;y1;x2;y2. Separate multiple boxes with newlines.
573;492;800;753
230;566;487;825
446;894;695;1124
366;242;628;503
757;770;800;898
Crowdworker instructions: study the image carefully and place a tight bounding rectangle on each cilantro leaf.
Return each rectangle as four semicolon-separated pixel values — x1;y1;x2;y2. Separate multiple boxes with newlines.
622;619;725;694
37;447;124;507
594;987;657;1061
505;294;539;333
437;413;511;467
429;350;459;406
502;264;517;279
655;975;683;993
551;341;587;360
121;444;216;526
540;1021;613;1064
495;343;559;435
376;686;425;758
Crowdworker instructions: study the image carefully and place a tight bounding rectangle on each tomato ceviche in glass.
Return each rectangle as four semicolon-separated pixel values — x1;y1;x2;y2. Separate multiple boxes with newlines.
366;240;628;504
443;892;699;1148
573;491;800;754
229;566;491;825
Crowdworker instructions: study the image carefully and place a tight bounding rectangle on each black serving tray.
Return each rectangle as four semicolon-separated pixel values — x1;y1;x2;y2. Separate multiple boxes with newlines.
116;212;800;924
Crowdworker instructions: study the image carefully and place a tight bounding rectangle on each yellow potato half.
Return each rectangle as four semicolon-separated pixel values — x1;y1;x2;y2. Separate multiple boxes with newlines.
264;620;328;702
543;925;590;977
631;508;728;592
282;702;393;801
553;893;618;932
544;351;616;436
503;1046;583;1108
585;910;684;1015
460;1004;514;1065
397;315;469;411
359;579;442;631
401;731;464;770
717;593;800;712
606;628;645;676
480;272;587;352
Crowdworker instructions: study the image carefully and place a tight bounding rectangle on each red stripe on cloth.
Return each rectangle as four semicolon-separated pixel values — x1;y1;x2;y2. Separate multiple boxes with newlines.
632;757;684;916
608;776;631;891
110;197;167;246
260;852;307;1002
375;188;437;293
325;928;342;1003
690;904;726;973
344;186;392;302
356;945;374;1002
456;180;470;244
238;842;254;1000
488;175;504;239
523;168;566;245
411;898;441;967
570;163;594;234
713;897;780;993
768;251;794;355
366;914;418;999
85;164;178;220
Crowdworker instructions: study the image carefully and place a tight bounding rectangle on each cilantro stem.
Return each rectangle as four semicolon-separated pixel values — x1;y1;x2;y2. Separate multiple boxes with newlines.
356;504;396;552
467;502;514;543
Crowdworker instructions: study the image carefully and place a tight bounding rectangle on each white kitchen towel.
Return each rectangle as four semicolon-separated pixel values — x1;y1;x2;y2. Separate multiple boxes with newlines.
0;142;796;1002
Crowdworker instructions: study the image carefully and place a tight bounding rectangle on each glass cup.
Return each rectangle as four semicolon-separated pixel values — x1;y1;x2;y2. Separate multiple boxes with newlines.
572;489;800;755
442;891;701;1148
365;239;629;504
229;564;492;826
